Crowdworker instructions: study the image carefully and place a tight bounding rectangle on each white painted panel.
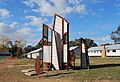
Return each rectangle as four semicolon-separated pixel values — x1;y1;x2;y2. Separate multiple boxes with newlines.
54;16;62;39
43;46;51;62
64;44;67;63
52;32;59;70
82;43;86;53
64;20;68;33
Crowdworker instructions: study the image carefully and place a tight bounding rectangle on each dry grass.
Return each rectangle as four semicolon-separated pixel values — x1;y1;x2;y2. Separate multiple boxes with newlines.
68;57;120;82
0;57;120;82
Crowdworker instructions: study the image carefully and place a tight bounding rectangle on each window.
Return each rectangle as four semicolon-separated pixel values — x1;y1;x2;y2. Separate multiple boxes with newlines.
97;50;99;53
112;50;116;52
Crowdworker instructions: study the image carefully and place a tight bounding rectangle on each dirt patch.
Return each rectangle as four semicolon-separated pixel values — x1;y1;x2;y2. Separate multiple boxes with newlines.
0;58;73;82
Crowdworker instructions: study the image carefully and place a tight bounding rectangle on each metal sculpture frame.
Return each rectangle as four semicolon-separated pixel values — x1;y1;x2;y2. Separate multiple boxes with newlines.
42;14;69;70
79;38;89;69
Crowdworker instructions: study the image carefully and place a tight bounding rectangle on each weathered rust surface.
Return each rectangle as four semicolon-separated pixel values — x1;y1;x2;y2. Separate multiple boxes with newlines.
67;50;76;69
35;56;42;74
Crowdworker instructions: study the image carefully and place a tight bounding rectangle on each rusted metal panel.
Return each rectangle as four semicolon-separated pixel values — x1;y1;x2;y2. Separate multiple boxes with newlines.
35;56;42;74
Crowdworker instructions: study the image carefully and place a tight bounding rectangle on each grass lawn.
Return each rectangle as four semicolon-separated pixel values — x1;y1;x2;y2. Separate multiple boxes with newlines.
0;57;120;82
0;58;4;64
67;57;120;82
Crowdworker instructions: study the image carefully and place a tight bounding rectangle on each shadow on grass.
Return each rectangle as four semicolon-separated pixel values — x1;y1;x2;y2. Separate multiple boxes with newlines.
73;66;81;70
45;72;74;78
72;64;120;70
90;64;120;69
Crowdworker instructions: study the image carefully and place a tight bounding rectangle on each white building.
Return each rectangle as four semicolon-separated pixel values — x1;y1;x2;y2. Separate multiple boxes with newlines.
26;46;81;59
26;48;42;59
88;44;120;57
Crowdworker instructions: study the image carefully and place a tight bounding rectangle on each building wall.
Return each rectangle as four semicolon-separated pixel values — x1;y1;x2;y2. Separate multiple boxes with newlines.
26;51;42;59
107;49;120;56
88;50;101;57
31;51;42;59
88;49;120;57
27;53;31;58
32;52;38;59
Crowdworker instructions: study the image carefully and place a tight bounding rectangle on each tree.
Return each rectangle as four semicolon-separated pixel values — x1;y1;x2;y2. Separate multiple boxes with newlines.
16;47;23;58
0;36;10;52
15;39;26;58
111;25;120;43
69;38;97;49
15;39;26;48
85;38;97;49
24;45;36;53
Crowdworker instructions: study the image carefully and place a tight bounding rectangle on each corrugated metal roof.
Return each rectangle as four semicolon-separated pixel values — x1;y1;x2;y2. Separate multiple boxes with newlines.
28;48;42;54
88;46;103;51
88;44;120;51
106;44;120;50
69;46;79;51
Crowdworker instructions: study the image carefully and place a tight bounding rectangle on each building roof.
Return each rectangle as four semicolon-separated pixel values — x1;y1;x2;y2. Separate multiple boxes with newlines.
88;46;103;51
88;44;120;51
69;46;79;51
106;44;120;50
0;52;12;55
28;48;42;54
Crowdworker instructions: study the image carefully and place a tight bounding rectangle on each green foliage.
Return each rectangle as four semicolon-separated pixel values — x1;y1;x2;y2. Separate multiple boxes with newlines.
16;47;23;58
111;25;120;43
24;45;36;53
69;38;97;49
85;38;97;49
0;45;9;52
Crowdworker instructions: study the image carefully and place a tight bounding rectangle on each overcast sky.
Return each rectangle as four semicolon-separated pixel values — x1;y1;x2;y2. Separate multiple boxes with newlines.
0;0;120;46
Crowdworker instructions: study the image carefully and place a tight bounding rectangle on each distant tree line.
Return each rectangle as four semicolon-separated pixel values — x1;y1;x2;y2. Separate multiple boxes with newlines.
0;35;97;58
110;25;120;44
1;24;120;58
69;38;97;49
0;36;37;58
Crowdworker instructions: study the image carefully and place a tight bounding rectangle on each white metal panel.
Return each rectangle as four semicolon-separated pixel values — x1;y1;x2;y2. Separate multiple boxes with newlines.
54;16;62;39
82;43;86;53
64;44;67;63
52;32;59;70
43;46;51;62
64;20;68;33
63;20;68;63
